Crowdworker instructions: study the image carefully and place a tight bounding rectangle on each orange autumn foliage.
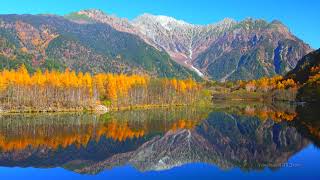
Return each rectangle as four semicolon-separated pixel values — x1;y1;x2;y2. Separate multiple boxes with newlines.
0;65;202;110
241;75;297;92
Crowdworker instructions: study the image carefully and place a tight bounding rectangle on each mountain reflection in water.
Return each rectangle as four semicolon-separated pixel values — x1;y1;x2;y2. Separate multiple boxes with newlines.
0;103;318;175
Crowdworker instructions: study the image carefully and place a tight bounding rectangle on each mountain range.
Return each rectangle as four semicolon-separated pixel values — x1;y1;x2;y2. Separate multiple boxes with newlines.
0;9;313;80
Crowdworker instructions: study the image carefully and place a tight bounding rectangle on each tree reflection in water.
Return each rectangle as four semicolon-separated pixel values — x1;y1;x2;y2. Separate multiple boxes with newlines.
0;103;318;174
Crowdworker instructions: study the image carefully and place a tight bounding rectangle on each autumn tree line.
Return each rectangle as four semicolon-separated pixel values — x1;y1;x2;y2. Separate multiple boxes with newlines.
0;65;203;111
211;65;320;102
235;76;299;101
236;72;320;102
236;65;320;94
238;76;297;92
210;75;301;101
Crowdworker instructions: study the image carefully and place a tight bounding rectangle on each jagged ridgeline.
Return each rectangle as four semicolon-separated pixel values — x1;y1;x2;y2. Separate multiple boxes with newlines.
0;14;198;79
65;9;312;81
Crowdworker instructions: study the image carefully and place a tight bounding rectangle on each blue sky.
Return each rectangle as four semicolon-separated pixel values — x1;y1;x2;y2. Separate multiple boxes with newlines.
0;0;319;49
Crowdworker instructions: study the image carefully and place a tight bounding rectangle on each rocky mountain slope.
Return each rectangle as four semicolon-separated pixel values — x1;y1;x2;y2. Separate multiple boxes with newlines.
194;20;312;81
286;49;320;84
70;9;312;80
0;14;197;79
285;49;320;102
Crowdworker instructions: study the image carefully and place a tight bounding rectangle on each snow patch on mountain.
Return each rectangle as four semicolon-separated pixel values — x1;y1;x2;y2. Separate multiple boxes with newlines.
220;69;236;82
184;60;204;77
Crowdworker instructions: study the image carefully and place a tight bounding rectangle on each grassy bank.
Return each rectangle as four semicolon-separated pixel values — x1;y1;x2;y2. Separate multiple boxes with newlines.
0;101;211;114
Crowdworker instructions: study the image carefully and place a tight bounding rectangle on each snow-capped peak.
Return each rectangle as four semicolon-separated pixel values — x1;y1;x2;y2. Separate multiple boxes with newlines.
152;15;191;27
133;13;193;31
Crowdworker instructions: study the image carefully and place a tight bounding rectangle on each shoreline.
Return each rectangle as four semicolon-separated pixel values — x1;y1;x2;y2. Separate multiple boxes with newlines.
0;103;197;114
0;100;307;115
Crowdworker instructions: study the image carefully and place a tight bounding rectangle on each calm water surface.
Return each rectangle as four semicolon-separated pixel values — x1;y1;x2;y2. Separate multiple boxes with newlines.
0;102;319;179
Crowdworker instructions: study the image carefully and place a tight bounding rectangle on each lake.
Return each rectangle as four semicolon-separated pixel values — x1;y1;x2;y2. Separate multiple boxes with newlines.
0;102;319;179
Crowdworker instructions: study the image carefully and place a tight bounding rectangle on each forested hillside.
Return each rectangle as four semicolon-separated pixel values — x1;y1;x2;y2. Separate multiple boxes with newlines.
0;14;198;79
